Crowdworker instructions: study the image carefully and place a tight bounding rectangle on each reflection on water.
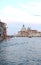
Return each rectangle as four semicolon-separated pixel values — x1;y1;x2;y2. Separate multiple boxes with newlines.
0;37;41;65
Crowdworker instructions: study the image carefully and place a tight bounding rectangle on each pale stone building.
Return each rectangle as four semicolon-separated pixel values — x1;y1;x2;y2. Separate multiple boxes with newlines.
16;25;28;37
14;25;41;37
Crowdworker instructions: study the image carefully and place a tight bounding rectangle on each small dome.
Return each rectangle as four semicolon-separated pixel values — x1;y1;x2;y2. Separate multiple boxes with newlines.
27;27;31;30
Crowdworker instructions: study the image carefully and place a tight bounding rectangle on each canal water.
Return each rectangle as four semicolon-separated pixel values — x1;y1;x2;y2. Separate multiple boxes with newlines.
0;37;41;65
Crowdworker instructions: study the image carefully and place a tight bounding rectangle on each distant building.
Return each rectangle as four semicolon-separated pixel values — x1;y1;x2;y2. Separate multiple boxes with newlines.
15;25;41;37
0;20;7;40
27;27;38;36
16;25;28;37
27;27;37;33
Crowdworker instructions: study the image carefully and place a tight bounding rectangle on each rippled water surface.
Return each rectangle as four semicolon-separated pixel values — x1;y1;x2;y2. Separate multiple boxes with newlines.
0;37;41;65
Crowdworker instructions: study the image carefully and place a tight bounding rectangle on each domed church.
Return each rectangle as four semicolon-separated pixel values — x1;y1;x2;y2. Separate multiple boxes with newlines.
17;25;28;37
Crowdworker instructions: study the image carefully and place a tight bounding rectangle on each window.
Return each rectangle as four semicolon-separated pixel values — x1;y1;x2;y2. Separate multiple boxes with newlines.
0;34;1;36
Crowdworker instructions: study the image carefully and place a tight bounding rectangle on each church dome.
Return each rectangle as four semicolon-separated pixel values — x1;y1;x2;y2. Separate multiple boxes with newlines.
21;25;26;31
27;27;31;30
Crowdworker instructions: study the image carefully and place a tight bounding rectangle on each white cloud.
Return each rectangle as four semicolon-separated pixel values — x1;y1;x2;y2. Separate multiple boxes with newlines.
0;6;32;23
0;2;41;24
20;2;41;15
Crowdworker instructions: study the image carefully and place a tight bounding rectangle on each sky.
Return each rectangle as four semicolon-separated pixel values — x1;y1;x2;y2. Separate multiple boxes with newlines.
0;0;41;35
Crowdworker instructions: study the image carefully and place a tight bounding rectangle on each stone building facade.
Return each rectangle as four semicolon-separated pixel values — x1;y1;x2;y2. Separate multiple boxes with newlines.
16;25;28;37
0;20;7;40
15;25;41;37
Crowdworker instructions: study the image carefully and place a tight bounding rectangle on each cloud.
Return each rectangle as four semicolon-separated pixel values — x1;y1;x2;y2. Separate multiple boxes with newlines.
0;6;32;23
20;2;41;15
34;15;41;16
0;1;41;24
0;6;21;21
